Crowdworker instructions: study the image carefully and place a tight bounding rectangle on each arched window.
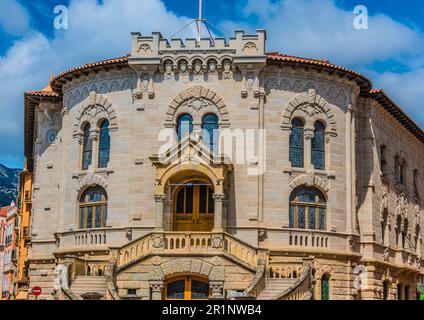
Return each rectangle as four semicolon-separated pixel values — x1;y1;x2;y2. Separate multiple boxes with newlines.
177;114;193;141
321;274;330;300
79;187;107;229
82;123;92;170
289;118;304;168
98;120;110;168
311;121;325;170
202;114;219;153
289;187;326;230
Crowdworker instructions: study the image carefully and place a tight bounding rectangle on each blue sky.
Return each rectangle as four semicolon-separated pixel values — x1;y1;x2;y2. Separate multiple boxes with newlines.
0;0;424;169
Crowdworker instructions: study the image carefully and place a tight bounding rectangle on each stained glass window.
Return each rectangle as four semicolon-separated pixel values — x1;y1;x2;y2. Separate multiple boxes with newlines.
79;187;107;229
191;280;209;300
311;121;325;170
289;118;304;168
98;120;110;168
202;114;219;153
177;114;193;141
289;187;326;230
321;274;330;300
82;123;92;170
167;280;185;300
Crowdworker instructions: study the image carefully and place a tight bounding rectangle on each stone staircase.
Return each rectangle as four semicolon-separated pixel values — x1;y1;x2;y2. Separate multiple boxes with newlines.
70;276;108;300
256;278;298;300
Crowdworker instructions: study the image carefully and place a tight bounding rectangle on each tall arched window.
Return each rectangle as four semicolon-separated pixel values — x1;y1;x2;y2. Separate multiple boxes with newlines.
311;121;325;170
289;187;326;230
321;274;330;300
289;118;304;168
177;114;193;141
202;114;219;153
79;187;107;229
82;123;92;170
98;120;110;168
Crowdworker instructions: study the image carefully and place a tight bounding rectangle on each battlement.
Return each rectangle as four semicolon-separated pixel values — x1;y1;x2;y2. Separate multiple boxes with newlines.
129;29;267;67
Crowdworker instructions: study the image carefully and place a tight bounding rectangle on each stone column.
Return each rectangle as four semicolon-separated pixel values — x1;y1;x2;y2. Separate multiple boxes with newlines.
304;126;314;170
149;281;164;300
89;128;100;168
154;195;166;231
213;194;225;232
345;105;355;233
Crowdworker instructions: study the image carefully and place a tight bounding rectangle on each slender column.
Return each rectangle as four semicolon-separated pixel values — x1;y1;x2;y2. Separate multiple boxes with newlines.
154;195;166;231
351;108;357;233
345;105;354;233
213;194;225;232
304;126;314;170
257;92;265;222
89;128;100;168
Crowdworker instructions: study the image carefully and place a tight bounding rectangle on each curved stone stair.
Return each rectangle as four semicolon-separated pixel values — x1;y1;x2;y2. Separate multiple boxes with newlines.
70;276;108;300
256;279;298;300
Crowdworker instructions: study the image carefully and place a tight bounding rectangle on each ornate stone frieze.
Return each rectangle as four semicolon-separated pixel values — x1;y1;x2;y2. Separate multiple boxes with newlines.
64;72;135;108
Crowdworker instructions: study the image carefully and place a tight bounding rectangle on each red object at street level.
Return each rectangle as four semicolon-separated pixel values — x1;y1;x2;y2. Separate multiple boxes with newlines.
32;286;42;296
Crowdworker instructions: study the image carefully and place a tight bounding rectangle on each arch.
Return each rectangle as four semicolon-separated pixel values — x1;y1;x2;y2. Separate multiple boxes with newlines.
73;91;118;137
79;186;108;229
165;86;230;127
289;187;326;230
289;174;329;193
76;173;108;196
281;89;337;135
156;165;222;195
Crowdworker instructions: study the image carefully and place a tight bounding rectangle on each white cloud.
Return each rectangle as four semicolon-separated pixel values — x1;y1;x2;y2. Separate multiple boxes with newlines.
0;0;31;36
234;0;424;67
0;0;191;167
371;68;424;126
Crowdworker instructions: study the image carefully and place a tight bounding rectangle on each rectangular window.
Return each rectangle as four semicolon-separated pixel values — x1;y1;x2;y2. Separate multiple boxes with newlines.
414;169;419;199
380;145;387;175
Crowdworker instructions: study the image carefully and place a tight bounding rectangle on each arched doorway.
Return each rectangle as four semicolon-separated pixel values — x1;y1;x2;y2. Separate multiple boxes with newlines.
173;180;215;231
165;275;210;300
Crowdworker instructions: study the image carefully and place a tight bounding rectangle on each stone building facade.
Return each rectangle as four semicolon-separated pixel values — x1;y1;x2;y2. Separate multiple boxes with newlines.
22;30;424;300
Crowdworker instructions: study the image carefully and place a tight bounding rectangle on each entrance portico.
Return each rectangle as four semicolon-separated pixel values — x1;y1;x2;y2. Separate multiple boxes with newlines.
150;137;232;232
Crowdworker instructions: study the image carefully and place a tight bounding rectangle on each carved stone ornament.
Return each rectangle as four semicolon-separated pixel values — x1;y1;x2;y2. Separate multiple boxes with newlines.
383;248;390;262
211;237;223;249
222;60;233;79
151;235;164;249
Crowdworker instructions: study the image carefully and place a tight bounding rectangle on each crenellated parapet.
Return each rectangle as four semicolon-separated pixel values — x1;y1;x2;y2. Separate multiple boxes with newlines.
128;30;267;98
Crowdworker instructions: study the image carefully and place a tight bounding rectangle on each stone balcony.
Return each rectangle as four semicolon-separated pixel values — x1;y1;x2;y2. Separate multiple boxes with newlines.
115;231;265;272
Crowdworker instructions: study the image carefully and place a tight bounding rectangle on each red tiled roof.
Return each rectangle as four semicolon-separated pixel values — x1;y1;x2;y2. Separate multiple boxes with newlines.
0;206;11;218
25;90;60;98
266;52;371;86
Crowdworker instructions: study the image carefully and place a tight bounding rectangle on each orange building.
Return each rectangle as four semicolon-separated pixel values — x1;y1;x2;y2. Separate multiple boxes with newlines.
1;204;18;300
15;165;33;300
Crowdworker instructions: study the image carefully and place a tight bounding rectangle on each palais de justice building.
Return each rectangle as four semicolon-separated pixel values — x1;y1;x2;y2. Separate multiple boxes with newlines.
22;29;424;300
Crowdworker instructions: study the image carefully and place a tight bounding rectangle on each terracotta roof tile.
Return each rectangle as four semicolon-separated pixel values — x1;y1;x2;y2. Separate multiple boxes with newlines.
0;206;11;218
25;90;60;97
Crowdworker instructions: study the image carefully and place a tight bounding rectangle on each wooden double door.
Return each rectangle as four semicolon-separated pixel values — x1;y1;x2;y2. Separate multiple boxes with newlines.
173;183;215;231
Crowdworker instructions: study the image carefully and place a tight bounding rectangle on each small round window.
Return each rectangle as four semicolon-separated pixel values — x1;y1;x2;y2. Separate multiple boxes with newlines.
47;129;57;143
